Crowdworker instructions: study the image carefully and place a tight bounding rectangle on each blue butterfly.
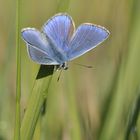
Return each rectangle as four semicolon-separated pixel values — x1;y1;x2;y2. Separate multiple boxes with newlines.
21;13;110;70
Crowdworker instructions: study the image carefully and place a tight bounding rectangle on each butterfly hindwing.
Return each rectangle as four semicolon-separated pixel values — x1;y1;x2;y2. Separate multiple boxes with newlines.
27;44;59;65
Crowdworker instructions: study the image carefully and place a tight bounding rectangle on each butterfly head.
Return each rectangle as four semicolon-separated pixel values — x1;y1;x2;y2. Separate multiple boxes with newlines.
60;62;68;70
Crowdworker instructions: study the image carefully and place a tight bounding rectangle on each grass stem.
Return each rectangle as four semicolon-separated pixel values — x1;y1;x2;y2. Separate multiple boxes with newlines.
14;0;21;139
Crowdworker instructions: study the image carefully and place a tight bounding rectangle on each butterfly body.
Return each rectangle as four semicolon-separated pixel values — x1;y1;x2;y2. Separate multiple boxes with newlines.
21;13;110;69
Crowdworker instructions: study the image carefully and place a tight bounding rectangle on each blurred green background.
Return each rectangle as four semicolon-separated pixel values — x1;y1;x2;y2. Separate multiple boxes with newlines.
0;0;140;140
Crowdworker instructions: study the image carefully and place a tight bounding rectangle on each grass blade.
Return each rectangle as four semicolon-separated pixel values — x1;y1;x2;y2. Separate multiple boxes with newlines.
125;94;140;140
14;0;21;139
20;65;54;140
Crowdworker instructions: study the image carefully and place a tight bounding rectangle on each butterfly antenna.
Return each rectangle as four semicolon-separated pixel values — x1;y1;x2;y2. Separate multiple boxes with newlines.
57;69;63;82
73;62;93;69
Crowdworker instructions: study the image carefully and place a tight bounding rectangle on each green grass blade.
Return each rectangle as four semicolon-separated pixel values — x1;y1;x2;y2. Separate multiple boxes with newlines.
98;0;140;139
20;65;54;140
125;94;140;140
14;0;21;139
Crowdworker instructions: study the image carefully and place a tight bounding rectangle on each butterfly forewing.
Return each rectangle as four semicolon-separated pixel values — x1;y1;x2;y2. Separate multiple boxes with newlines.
42;13;75;52
67;24;109;60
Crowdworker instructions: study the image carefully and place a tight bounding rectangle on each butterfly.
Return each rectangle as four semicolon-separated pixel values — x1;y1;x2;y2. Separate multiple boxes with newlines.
21;13;110;70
